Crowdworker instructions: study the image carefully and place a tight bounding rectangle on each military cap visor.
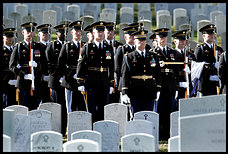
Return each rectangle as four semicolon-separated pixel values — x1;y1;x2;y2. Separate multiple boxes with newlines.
54;24;68;33
199;24;216;34
131;30;148;39
154;28;169;37
3;28;15;37
91;21;106;31
105;22;114;30
84;24;93;33
149;33;156;40
37;24;52;33
69;21;82;30
122;26;137;34
21;22;37;31
172;29;189;40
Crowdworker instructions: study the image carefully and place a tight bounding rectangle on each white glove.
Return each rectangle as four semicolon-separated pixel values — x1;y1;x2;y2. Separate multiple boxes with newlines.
183;65;191;74
122;94;130;104
29;60;37;67
24;74;33;80
73;74;77;79
16;64;21;69
159;61;165;67
155;91;160;101
214;62;218;69
59;77;63;83
8;80;17;86
43;75;49;82
109;87;114;94
175;91;178;99
78;86;85;92
209;75;219;81
197;91;202;98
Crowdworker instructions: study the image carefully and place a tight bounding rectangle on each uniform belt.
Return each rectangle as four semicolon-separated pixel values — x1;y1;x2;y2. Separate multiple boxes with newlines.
70;65;77;69
161;68;174;73
88;67;107;72
131;75;153;81
21;64;30;68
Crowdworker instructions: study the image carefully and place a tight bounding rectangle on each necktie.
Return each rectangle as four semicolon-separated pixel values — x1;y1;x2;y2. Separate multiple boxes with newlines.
110;40;112;46
163;48;166;56
99;43;102;50
181;50;184;55
132;46;135;51
77;42;80;48
10;47;13;52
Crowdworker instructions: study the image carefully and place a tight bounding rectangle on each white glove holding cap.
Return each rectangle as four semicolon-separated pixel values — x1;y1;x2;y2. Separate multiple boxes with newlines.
159;61;165;67
24;74;33;80
8;80;17;86
43;75;49;82
78;85;85;92
73;74;77;79
122;94;130;104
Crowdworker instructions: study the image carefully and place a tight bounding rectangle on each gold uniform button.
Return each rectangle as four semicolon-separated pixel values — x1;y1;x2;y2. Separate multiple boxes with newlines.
144;65;146;67
144;70;146;72
101;61;103;64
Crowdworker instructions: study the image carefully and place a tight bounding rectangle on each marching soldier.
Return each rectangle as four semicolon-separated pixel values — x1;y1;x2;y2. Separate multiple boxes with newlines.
153;28;179;141
103;22;123;103
1;28;17;108
9;22;46;110
194;24;224;96
121;29;161;115
76;21;114;123
172;29;196;101
218;51;226;94
45;23;68;136
57;20;86;113
37;24;52;103
115;26;136;102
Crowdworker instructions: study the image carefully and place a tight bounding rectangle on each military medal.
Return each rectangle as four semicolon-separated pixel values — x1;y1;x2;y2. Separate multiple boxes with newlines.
106;51;111;59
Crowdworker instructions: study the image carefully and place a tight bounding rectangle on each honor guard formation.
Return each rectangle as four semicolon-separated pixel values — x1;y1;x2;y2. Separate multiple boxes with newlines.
2;10;226;142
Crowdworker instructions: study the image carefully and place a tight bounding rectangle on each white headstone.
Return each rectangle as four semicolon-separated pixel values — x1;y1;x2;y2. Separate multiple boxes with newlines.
3;109;15;151
67;111;92;141
71;130;102;152
104;103;127;138
14;114;30;152
5;105;28;115
31;131;63;152
3;134;11;152
125;119;153;136
28;109;52;134
168;135;179;152
170;111;179;137
63;139;99;152
93;120;119;152
215;15;226;35
173;8;187;27
180;112;226;152
38;103;61;133
43;10;57;27
134;111;159;152
121;133;155;152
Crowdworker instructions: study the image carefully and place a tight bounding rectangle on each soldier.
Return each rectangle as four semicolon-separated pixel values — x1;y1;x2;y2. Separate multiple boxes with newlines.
115;26;136;103
153;28;179;141
218;51;226;94
104;22;123;103
1;28;17;108
84;24;94;43
57;20;86;113
149;33;158;50
194;24;224;96
76;21;114;123
37;24;52;104
121;29;161;115
172;29;196;102
9;22;46;110
45;23;68;136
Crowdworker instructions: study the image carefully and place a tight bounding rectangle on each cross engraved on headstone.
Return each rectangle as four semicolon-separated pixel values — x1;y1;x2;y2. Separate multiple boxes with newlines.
144;114;148;120
77;144;84;152
36;112;42;118
43;135;49;143
134;137;140;146
220;99;225;107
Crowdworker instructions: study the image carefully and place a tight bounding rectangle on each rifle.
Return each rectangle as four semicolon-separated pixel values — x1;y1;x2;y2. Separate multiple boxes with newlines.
30;22;35;96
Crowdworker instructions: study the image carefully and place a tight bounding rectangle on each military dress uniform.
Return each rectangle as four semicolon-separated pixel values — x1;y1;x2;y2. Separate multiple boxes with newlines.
57;20;86;113
1;28;17;108
121;30;161;115
103;22;123;103
153;28;179;141
76;21;114;123
37;24;52;104
218;51;226;94
194;24;224;96
172;29;196;100
9;22;46;110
